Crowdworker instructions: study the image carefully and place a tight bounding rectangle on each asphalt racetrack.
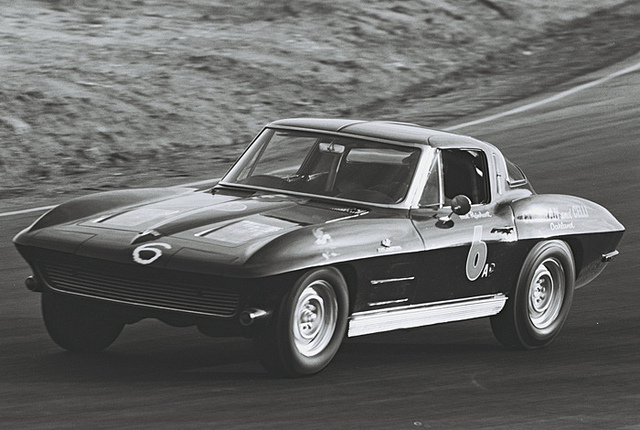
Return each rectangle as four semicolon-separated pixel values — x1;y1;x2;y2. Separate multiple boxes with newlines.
1;55;639;429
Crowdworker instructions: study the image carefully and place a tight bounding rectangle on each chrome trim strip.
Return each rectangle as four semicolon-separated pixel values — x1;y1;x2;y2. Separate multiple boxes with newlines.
601;250;619;262
367;298;409;307
405;147;436;209
370;276;415;285
348;294;507;337
325;211;370;224
195;227;218;237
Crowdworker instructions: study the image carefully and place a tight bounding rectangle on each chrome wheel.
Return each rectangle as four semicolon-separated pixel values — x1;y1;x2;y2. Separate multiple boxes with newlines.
292;280;338;357
490;240;575;349
253;267;348;377
527;258;565;331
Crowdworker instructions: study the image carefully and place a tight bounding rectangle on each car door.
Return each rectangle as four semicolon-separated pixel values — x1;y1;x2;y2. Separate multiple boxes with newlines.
410;148;521;304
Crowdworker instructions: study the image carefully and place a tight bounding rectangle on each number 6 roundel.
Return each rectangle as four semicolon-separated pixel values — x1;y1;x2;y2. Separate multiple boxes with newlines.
466;226;487;281
133;242;172;265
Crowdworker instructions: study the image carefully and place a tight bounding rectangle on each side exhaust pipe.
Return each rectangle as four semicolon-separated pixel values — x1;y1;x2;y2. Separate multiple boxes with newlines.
239;308;271;326
25;276;42;292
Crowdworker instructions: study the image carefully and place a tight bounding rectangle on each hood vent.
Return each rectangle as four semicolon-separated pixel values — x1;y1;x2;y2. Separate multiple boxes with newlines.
131;229;162;245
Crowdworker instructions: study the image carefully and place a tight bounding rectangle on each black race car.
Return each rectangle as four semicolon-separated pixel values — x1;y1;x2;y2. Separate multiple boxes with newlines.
14;118;624;377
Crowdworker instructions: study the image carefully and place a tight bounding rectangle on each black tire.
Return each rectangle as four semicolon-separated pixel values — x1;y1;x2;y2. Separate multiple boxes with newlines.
254;267;349;377
491;240;575;349
42;291;124;352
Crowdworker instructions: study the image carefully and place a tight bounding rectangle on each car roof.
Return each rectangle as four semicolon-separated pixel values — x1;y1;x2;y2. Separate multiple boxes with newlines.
268;118;499;153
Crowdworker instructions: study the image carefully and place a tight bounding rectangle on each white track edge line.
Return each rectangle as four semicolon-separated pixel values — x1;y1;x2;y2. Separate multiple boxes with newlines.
2;59;640;219
443;60;640;131
0;205;57;218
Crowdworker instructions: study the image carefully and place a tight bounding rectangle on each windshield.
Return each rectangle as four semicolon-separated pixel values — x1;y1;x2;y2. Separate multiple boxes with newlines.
221;128;421;204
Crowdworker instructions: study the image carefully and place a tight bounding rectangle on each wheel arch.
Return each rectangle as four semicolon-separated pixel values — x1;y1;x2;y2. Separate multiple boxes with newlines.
510;193;624;288
490;237;576;349
252;264;350;376
249;263;357;315
562;237;583;280
335;263;359;314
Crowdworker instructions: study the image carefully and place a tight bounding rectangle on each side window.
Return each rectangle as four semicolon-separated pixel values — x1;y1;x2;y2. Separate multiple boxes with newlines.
441;149;489;204
506;159;528;187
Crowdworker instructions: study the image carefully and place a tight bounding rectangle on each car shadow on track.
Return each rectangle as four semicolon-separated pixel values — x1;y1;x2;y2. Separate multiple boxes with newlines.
6;320;560;383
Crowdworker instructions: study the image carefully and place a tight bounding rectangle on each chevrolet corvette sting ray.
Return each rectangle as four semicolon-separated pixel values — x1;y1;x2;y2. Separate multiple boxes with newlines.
14;119;624;377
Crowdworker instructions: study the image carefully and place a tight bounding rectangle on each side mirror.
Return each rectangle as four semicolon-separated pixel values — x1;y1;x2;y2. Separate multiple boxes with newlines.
438;195;472;224
451;195;472;216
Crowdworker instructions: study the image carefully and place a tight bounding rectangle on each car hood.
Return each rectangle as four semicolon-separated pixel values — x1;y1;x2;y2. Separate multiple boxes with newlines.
19;188;372;276
80;189;363;238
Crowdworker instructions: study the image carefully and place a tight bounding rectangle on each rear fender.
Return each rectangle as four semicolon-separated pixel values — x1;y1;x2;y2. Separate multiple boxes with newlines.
512;194;624;287
512;194;624;241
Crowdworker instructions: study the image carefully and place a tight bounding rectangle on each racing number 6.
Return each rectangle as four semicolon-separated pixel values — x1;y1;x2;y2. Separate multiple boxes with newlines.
466;226;487;281
133;242;172;265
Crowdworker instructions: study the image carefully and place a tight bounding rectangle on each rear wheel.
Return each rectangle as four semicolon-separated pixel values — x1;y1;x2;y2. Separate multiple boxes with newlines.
491;240;575;349
254;268;348;377
42;291;124;352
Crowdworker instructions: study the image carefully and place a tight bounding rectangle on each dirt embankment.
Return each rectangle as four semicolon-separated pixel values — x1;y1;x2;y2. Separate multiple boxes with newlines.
1;0;639;205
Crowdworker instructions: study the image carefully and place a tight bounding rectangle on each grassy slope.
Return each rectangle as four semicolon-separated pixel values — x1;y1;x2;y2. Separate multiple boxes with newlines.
1;0;639;202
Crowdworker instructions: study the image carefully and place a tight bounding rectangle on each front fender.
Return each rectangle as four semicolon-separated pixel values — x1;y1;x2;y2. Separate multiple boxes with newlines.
15;188;194;237
244;217;424;277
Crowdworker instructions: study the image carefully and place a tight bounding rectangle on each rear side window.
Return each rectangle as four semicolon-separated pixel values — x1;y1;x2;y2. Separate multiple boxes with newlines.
506;159;528;187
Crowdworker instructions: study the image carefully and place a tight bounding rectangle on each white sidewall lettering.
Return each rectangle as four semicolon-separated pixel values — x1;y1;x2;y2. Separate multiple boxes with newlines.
133;242;172;265
466;226;487;281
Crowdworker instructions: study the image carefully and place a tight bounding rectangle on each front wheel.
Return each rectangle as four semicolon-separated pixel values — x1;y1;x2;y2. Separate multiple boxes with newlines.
254;268;349;377
491;240;575;349
42;291;124;352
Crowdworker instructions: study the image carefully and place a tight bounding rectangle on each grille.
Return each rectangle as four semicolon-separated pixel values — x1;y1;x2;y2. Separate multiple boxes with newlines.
39;261;240;317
